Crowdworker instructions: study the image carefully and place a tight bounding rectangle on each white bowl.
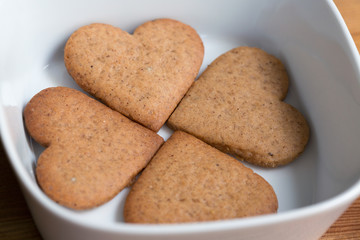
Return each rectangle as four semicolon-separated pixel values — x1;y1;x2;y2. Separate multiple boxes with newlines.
1;0;360;239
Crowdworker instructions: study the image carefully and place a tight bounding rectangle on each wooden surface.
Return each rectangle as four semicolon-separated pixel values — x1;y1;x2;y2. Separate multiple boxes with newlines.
0;0;360;239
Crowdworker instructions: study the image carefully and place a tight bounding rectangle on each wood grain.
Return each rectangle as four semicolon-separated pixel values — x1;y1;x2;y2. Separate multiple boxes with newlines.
321;197;360;239
0;0;359;239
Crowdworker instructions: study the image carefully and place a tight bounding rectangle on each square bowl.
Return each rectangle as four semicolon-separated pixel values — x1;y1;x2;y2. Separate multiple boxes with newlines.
1;0;360;239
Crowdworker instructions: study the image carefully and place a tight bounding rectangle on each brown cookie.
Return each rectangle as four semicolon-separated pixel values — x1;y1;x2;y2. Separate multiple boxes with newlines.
64;19;204;132
167;47;310;167
24;87;163;210
124;131;278;224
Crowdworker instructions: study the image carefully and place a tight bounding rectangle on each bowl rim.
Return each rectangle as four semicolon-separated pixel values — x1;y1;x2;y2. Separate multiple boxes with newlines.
1;0;360;236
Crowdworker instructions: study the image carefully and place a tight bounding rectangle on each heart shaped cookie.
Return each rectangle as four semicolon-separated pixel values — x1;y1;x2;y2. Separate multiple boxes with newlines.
24;87;163;209
64;19;204;132
168;47;310;167
124;131;278;223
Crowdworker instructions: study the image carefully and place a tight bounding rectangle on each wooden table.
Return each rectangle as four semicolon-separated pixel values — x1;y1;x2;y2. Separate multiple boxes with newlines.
1;0;360;239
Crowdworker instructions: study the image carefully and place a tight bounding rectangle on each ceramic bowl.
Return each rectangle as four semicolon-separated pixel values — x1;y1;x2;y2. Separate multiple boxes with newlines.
1;0;360;239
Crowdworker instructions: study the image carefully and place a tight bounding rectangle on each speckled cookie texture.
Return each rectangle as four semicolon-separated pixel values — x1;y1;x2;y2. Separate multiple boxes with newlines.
124;131;278;224
64;18;204;132
167;47;310;167
24;87;163;210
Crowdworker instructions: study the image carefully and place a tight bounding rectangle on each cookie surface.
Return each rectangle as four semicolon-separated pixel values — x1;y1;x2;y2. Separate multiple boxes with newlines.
124;131;278;224
24;87;163;210
168;47;309;167
64;19;204;132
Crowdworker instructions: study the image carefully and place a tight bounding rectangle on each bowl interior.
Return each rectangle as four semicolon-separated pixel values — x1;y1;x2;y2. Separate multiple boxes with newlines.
1;0;360;226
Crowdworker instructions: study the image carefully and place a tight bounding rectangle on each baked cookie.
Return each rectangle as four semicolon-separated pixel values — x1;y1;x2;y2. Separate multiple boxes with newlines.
167;47;310;167
24;87;163;210
64;19;204;132
124;131;278;224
